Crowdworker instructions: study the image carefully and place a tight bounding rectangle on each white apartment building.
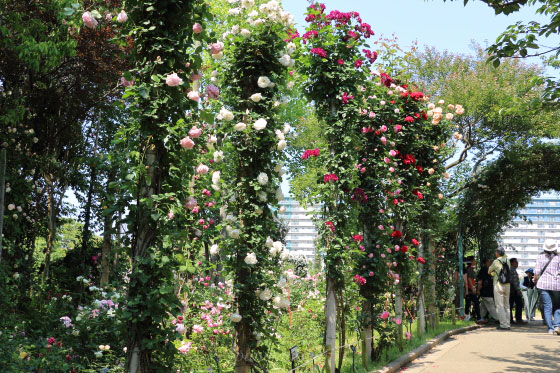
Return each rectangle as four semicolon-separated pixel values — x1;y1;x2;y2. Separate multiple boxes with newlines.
500;192;560;272
278;197;320;260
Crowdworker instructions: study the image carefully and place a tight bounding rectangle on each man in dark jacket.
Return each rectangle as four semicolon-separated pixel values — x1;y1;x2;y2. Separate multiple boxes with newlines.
477;258;498;324
509;258;527;324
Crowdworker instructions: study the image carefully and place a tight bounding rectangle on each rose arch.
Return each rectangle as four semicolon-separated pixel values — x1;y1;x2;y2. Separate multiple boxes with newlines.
458;142;560;259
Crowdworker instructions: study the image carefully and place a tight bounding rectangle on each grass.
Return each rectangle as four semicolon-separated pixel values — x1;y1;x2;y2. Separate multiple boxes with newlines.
272;318;471;372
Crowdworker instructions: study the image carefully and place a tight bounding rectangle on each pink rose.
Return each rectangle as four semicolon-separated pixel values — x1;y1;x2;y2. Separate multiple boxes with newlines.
394;318;402;325
188;127;202;138
120;77;134;87
389;150;397;157
166;73;183;87
190;71;202;81
379;311;390;320
193;325;204;334
206;84;219;99
210;42;224;55
380;136;387;144
394;125;402;133
185;197;197;210
82;11;98;29
196;164;209;175
193;23;203;34
180;137;195;149
105;13;112;21
384;157;390;164
187;91;200;101
116;10;128;23
380;125;387;132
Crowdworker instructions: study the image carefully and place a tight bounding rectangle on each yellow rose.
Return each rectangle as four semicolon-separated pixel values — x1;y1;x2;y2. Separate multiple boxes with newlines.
19;351;28;359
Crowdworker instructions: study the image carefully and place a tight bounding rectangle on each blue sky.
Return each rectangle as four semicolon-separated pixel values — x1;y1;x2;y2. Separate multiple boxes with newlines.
282;0;555;58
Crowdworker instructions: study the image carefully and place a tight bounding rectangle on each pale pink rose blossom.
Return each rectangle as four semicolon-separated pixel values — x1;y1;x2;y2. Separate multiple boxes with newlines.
120;77;134;87
209;42;224;55
166;73;183;87
105;13;112;21
185;197;197;210
180;137;195;149
188;127;202;138
389;150;397;157
116;10;128;23
380;136;387;144
82;12;98;29
187;91;200;102
196;164;209;175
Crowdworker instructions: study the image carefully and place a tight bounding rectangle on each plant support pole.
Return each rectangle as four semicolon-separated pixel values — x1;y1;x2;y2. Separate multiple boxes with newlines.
458;223;464;317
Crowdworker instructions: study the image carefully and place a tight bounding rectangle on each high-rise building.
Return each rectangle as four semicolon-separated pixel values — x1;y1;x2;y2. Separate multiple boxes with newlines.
500;192;560;272
278;197;320;260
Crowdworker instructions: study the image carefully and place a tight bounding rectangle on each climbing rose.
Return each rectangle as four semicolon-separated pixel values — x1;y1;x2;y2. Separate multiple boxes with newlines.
253;118;267;131
394;318;402;325
257;76;272;88
417;257;426;264
210;42;224;54
394;125;402;133
341;92;354;104
301;148;320;159
187;91;200;102
188;127;202;138
310;47;327;58
411;238;419;246
196;164;209;175
390;230;402;238
206;85;219;99
323;173;338;183
352;234;363;242
244;253;258;265
180;137;195;149
116;10;128;23
404;116;414;123
354;59;363;68
166;73;183;86
379;311;390;319
338;59;344;65
120;77;134;87
193;23;203;33
82;12;98;28
178;341;193;354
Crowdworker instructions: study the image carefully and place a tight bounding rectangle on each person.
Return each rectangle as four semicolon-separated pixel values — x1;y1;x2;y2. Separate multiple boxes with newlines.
522;268;535;289
534;239;560;334
488;247;511;330
509;258;527;324
465;258;480;321
477;258;499;324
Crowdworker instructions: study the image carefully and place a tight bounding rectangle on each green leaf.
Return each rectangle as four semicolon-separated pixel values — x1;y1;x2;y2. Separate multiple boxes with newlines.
492;59;501;68
90;10;102;19
139;87;150;99
63;8;75;16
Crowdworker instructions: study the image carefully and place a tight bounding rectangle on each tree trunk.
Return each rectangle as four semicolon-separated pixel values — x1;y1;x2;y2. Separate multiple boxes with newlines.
127;143;161;373
395;283;404;350
325;277;336;373
42;174;57;283
234;320;252;373
362;300;373;370
428;239;439;329
417;237;426;337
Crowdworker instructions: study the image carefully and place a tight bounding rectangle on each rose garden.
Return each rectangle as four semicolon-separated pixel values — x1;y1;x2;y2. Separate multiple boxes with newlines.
1;0;560;372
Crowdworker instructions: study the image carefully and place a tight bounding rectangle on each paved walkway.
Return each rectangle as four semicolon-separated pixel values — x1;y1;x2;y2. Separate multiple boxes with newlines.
404;321;560;372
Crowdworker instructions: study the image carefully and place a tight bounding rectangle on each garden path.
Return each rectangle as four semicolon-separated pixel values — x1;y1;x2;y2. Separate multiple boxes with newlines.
403;321;560;372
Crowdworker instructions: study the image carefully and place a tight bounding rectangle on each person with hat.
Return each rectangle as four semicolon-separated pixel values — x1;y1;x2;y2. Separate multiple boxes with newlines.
522;268;538;321
534;238;560;334
522;268;535;289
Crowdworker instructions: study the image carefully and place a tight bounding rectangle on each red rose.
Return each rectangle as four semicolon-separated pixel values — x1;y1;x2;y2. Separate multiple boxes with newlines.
404;116;414;123
416;165;423;174
417;257;426;264
411;238;419;246
352;234;363;242
390;230;402;238
410;91;424;100
401;245;409;253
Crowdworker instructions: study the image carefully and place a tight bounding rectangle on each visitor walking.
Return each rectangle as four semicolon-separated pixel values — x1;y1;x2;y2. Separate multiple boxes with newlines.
488;247;511;330
509;258;527;324
477;258;499;324
535;239;560;334
465;258;480;321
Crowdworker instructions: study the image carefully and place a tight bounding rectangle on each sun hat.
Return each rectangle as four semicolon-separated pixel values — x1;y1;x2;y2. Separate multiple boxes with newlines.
542;239;557;252
525;268;534;274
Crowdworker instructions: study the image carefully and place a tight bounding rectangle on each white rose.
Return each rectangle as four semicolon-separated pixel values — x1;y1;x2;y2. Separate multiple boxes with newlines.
212;171;221;185
286;81;294;90
266;236;274;248
275;129;285;140
283;123;291;134
229;229;241;239
234;122;247;131
273;295;290;309
244;252;258;265
279;206;286;213
5;187;10;193
228;8;241;15
271;241;283;255
254;18;264;26
286;42;296;55
258;191;267;202
259;288;272;301
257;172;269;185
219;107;234;121
231;25;239;34
278;54;291;67
7;204;15;211
253;118;267;131
240;28;251;38
210;244;219;256
248;10;259;17
230;313;242;323
277;140;287;151
257;76;271;88
214;150;224;162
250;93;263;102
208;135;217;144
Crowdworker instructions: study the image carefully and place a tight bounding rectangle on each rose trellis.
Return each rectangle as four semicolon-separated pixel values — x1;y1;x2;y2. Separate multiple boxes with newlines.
213;1;295;371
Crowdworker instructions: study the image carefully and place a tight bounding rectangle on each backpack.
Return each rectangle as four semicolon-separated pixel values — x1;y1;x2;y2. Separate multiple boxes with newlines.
498;260;510;284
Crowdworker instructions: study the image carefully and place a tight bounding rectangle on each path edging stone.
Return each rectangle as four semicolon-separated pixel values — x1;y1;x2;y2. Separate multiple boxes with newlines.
373;324;481;373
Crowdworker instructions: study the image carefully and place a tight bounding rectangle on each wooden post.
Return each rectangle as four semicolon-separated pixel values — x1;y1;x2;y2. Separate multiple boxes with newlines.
0;148;6;263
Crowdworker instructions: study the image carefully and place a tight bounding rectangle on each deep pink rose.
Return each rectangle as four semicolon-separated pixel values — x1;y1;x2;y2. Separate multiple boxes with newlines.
193;23;203;34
